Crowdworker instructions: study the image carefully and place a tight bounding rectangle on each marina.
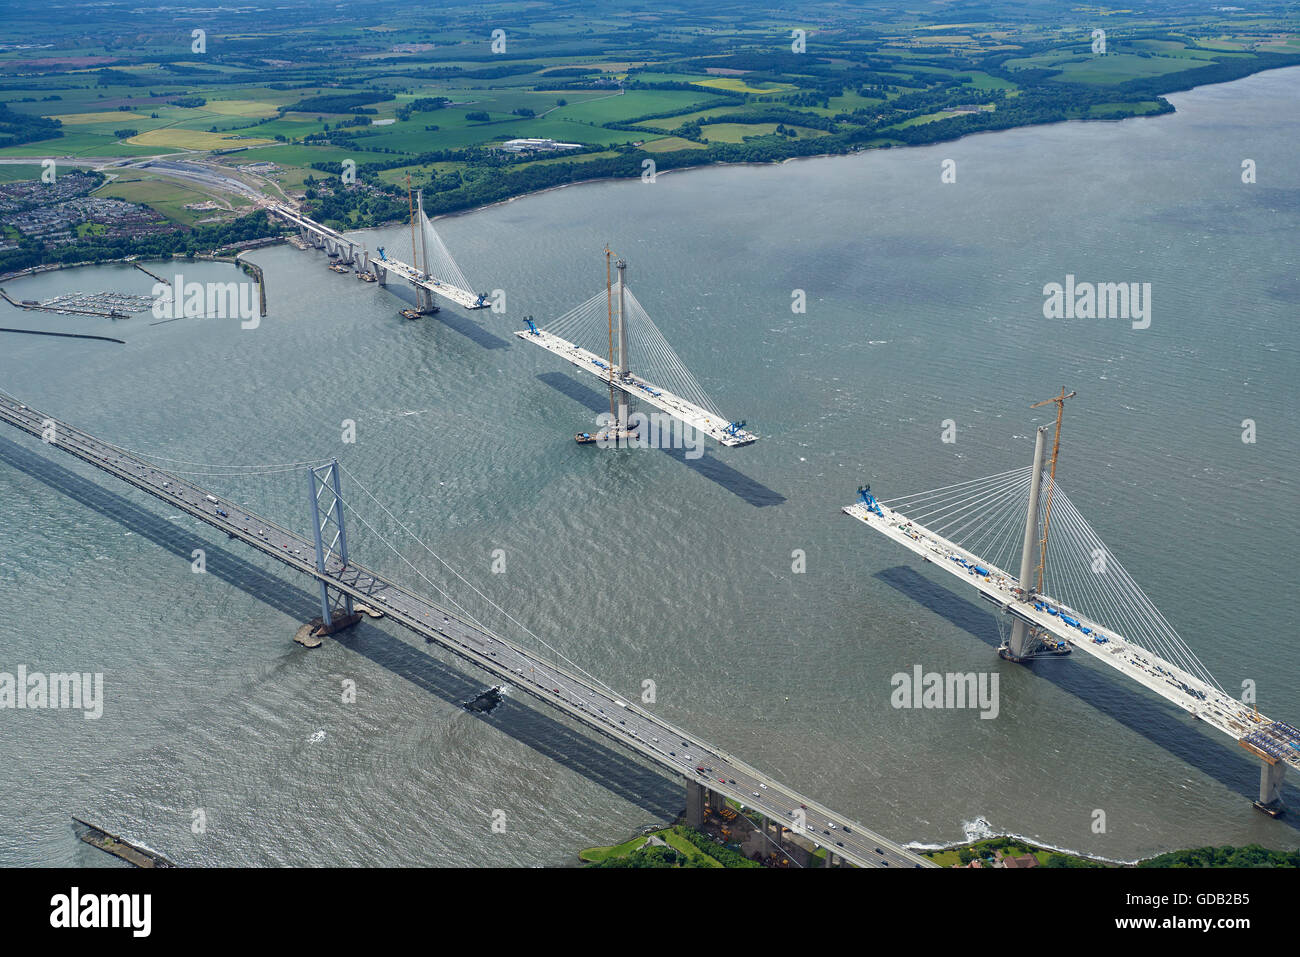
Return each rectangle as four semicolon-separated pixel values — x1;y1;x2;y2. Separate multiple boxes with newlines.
0;287;155;319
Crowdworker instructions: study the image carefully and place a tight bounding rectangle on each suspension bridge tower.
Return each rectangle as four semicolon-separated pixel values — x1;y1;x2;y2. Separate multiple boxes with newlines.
306;460;361;636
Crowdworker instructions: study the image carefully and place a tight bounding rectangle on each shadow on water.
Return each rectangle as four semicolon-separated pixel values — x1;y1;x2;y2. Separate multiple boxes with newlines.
388;285;509;349
875;564;1300;825
337;628;681;818
434;310;510;350
536;371;785;508
0;434;681;821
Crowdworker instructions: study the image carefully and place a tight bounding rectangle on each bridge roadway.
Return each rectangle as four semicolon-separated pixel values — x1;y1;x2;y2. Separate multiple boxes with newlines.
368;253;487;310
515;328;757;447
262;201;355;251
0;392;929;869
262;201;488;311
842;501;1295;769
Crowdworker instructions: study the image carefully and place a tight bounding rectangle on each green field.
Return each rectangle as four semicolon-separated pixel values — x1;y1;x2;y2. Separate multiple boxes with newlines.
641;135;707;152
0;164;46;182
96;172;237;225
700;122;827;142
0;0;1294;261
580;826;745;867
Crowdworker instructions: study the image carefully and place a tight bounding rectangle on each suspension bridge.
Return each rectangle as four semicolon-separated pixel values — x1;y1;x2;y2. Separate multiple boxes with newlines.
263;193;490;312
844;390;1298;816
516;251;757;448
0;388;928;869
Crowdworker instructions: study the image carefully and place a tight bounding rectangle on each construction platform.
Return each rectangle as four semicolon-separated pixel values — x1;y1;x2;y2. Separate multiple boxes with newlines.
516;327;756;447
842;498;1288;761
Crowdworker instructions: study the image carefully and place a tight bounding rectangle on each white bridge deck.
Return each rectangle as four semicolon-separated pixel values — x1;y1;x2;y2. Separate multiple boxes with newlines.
262;201;487;310
263;201;353;249
372;255;488;310
516;328;756;447
843;501;1298;769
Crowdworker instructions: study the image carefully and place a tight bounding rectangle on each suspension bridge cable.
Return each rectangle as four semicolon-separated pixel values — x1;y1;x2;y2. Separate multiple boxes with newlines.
337;497;494;634
337;463;627;699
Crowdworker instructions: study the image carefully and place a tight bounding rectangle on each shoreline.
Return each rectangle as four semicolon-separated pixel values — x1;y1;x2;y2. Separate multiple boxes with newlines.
422;62;1300;224
577;822;1277;869
911;833;1136;868
0;244;278;286
10;65;1294;248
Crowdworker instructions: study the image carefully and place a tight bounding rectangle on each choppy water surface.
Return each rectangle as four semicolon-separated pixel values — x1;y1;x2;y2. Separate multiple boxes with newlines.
0;67;1296;866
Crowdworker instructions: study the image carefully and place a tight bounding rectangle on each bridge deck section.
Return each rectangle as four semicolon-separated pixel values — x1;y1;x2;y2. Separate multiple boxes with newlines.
263;201;487;310
515;328;756;446
0;392;923;868
842;501;1292;765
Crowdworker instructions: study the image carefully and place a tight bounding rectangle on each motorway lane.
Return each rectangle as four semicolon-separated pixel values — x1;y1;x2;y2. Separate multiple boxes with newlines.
0;392;931;868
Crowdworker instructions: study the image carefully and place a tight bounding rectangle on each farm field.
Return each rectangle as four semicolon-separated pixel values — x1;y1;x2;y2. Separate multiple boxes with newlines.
0;0;1293;246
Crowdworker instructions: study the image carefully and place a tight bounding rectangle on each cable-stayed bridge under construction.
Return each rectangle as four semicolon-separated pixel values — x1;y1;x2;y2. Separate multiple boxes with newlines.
516;252;757;449
263;192;490;312
844;390;1298;816
261;208;752;452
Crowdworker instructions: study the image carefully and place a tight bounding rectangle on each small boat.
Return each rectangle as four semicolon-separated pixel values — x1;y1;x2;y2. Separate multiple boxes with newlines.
464;686;504;714
399;309;421;320
576;425;639;445
356;271;377;282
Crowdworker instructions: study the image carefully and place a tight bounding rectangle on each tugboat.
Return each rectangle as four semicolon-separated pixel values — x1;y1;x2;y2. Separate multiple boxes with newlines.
587;421;639;445
464;686;504;714
399;308;422;320
998;627;1071;662
356;270;377;282
1254;800;1286;819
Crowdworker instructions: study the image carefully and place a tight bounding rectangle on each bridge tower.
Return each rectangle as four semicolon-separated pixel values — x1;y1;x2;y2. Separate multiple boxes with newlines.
416;190;433;313
1005;426;1048;660
1260;759;1286;815
306;460;354;631
616;258;630;378
615;257;631;433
